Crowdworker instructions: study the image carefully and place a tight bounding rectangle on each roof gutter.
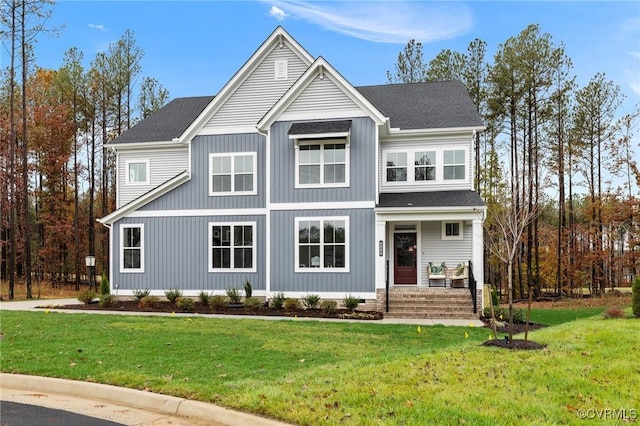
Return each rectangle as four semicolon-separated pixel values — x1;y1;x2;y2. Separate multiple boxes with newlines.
108;139;184;150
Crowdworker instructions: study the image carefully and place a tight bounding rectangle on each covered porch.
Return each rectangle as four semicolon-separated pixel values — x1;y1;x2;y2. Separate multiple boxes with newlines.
374;191;485;318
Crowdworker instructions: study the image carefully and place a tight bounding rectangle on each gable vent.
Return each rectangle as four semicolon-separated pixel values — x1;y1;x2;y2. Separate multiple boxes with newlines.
275;59;288;80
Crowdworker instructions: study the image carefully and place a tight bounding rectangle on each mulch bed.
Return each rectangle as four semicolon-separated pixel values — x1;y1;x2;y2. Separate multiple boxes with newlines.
481;338;547;350
40;300;384;320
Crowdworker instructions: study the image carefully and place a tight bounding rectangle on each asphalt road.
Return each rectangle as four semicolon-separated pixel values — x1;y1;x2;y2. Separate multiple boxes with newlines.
0;401;124;426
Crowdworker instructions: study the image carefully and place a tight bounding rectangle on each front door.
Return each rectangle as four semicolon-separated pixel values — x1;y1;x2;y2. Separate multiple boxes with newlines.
394;232;417;284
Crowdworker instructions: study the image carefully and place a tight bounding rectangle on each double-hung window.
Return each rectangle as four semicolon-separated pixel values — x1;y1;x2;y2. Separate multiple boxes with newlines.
296;140;348;187
386;152;407;182
209;153;257;195
414;151;436;181
120;224;144;272
126;160;149;185
443;150;465;180
296;217;348;272
209;222;255;272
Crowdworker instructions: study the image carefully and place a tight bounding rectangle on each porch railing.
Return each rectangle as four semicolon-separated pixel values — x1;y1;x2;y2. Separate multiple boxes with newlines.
468;260;477;313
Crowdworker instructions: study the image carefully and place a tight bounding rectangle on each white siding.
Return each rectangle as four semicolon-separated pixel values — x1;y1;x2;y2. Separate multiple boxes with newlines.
117;147;189;208
379;134;474;193
203;45;308;130
282;75;361;118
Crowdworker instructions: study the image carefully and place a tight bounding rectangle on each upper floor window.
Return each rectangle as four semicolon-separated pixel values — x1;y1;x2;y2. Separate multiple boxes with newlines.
208;222;256;272
209;152;257;196
443;150;465;180
120;224;144;272
126;160;149;185
296;217;349;272
386;152;407;182
383;148;467;184
414;151;436;181
296;140;349;188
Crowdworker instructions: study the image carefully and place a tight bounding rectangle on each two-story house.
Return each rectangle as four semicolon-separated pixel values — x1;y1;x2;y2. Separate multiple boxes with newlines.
99;27;486;319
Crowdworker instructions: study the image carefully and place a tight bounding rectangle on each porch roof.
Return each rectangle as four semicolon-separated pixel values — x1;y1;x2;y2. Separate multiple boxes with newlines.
377;190;485;208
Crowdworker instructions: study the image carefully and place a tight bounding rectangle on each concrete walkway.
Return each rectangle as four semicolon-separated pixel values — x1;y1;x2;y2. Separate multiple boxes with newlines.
1;298;484;425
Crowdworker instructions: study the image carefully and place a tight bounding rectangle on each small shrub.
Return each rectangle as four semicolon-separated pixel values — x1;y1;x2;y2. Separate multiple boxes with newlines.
209;295;228;311
244;279;252;299
302;293;321;309
320;300;337;315
133;289;151;301
284;298;301;311
176;297;195;311
491;287;500;308
138;295;160;309
198;291;212;305
486;306;525;323
164;288;183;303
99;275;110;296
98;294;116;307
343;294;360;311
602;307;625;319
77;289;97;304
226;287;242;303
270;292;286;308
244;297;262;310
632;277;640;318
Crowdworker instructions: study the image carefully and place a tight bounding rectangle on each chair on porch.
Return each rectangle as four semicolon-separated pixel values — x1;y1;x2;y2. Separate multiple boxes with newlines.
449;263;469;288
427;262;447;287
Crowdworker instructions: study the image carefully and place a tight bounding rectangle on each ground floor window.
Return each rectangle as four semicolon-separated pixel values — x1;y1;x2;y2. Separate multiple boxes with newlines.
209;222;256;272
296;217;348;272
120;224;144;272
442;221;463;240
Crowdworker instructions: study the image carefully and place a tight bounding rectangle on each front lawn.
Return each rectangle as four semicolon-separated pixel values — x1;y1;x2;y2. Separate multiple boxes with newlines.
1;311;638;425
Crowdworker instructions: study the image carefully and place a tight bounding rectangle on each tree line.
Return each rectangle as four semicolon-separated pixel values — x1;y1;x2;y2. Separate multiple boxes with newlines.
388;24;639;298
1;0;168;298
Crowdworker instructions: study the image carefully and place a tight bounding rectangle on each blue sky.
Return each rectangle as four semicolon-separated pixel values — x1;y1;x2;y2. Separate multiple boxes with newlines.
20;1;640;116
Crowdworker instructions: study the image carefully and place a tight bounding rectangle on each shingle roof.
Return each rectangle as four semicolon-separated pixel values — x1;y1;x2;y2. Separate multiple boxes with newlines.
109;95;214;144
356;80;484;130
288;120;352;135
377;190;485;208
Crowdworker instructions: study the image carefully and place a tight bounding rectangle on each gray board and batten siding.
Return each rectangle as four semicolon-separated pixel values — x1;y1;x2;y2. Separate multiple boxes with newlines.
111;215;266;292
139;133;266;211
270;208;375;294
270;117;377;204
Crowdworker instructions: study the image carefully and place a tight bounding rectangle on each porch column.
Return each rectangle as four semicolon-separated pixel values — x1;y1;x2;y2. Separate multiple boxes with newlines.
375;218;387;290
472;217;484;286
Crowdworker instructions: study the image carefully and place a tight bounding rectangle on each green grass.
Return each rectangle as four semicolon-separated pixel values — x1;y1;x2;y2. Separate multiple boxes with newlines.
528;307;606;325
1;311;638;425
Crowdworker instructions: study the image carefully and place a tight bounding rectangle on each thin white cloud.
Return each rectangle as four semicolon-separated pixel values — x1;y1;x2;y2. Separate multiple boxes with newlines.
265;1;472;44
269;5;288;21
88;24;106;31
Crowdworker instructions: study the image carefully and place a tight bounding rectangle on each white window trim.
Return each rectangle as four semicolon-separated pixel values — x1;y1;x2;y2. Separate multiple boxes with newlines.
295;216;350;273
208;221;257;273
443;149;466;181
294;139;350;189
125;159;150;185
442;221;464;241
120;224;144;273
382;147;468;185
208;152;258;196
